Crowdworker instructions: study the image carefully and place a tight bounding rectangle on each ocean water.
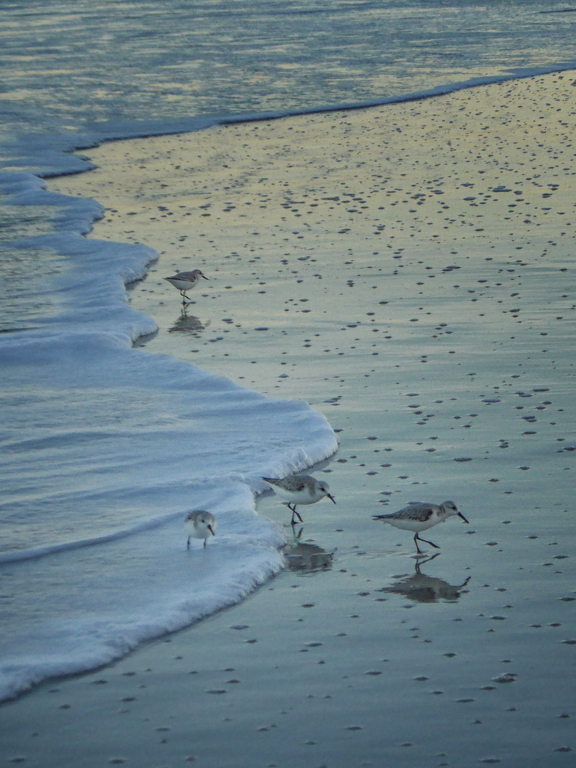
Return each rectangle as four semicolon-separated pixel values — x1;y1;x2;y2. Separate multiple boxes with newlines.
1;0;575;703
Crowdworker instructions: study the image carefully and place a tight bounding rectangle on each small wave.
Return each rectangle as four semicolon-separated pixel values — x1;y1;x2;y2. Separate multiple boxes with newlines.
0;509;183;564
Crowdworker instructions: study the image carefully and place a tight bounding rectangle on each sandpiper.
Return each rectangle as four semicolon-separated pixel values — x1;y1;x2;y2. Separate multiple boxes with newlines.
373;500;468;554
164;269;208;304
263;474;336;525
185;510;217;549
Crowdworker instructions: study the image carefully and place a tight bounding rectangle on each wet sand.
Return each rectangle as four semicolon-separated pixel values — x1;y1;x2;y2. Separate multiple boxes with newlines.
2;72;575;766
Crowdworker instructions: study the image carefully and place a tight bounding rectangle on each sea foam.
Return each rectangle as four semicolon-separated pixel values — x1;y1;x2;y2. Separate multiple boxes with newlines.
0;168;338;702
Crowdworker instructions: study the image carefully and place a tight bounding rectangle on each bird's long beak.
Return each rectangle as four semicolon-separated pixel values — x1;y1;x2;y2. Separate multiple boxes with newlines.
208;525;215;536
201;273;209;280
327;493;336;504
458;511;469;524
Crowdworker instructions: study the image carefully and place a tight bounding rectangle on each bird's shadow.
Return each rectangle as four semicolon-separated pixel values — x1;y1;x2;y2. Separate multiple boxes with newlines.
168;308;210;334
283;527;335;573
377;554;471;603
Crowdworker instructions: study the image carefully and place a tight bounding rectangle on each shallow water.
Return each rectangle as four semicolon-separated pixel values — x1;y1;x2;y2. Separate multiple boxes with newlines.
6;79;571;765
1;0;576;705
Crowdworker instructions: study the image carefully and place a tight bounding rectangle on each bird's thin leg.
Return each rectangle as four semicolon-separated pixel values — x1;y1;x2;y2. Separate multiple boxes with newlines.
203;538;207;548
415;533;440;550
187;536;191;550
289;504;303;525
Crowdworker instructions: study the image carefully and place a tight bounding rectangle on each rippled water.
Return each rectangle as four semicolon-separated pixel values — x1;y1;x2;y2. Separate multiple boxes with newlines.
1;0;575;703
2;0;576;172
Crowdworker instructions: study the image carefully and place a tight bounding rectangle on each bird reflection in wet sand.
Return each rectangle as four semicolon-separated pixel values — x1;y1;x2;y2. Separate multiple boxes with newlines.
284;532;334;573
379;554;471;603
169;309;209;334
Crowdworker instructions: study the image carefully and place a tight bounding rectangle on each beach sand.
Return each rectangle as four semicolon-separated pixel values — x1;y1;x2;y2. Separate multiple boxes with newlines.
2;72;575;766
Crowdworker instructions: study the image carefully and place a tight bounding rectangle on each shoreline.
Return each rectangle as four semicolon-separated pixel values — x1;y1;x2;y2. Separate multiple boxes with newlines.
34;59;576;182
2;70;575;766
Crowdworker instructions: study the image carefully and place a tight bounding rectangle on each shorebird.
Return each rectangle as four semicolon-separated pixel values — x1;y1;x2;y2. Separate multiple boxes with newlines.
263;475;336;525
164;269;208;304
185;510;217;549
373;500;468;554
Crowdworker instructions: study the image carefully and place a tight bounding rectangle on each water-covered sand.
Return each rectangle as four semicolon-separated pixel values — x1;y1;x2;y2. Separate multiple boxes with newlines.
2;72;575;767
